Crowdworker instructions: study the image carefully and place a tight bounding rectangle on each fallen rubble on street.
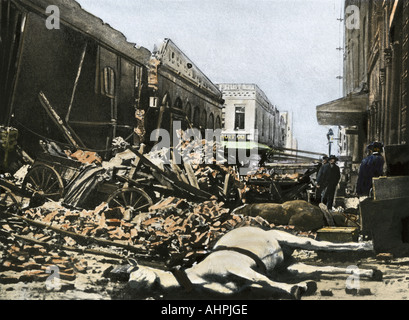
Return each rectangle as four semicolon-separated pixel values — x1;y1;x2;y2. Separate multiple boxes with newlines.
3;195;409;300
0;135;407;300
0;195;313;285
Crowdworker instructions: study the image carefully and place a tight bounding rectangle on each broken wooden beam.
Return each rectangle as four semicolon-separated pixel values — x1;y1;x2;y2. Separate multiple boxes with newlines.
184;163;200;189
38;92;82;149
2;212;148;255
130;147;213;200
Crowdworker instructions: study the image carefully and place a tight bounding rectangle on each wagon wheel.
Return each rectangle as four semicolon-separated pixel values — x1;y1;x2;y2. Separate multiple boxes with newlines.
23;164;64;201
107;188;153;218
0;186;20;214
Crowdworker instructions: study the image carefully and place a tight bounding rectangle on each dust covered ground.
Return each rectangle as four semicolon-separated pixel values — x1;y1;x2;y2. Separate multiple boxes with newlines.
1;248;409;301
295;251;409;301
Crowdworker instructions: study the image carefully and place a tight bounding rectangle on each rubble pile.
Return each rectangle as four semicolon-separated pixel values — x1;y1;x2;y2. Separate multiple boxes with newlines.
18;198;272;265
0;214;88;285
140;197;272;265
0;192;279;289
242;167;311;204
0;133;325;296
145;139;242;202
0;241;85;284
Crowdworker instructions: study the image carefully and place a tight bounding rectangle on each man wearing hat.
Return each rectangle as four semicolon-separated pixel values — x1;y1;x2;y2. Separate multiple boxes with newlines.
357;142;385;197
319;155;341;210
316;156;329;204
356;143;374;196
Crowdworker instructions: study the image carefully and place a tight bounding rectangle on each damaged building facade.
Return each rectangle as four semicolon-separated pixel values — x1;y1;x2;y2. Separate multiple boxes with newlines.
317;0;409;257
0;0;224;168
217;83;288;148
0;0;153;160
147;39;224;140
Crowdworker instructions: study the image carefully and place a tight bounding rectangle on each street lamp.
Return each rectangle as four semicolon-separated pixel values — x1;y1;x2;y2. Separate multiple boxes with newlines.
327;128;334;156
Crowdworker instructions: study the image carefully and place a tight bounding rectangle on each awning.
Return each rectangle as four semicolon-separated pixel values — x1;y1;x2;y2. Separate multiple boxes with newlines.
222;141;271;151
316;93;368;126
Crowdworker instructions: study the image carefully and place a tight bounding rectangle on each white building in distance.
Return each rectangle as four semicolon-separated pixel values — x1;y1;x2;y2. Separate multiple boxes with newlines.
217;83;288;148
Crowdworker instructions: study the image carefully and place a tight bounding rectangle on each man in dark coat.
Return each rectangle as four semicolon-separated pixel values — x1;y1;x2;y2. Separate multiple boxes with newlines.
356;142;385;197
316;156;329;204
319;155;341;210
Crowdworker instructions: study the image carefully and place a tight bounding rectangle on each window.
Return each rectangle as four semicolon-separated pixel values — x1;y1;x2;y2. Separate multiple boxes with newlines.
101;67;115;98
193;107;200;128
201;110;207;129
208;113;215;130
185;103;192;120
215;116;222;130
174;98;183;110
235;106;245;130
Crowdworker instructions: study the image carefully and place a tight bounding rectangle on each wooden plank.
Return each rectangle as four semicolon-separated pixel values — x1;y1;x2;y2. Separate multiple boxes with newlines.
184;163;200;189
130;147;212;200
270;182;284;203
132;144;145;173
38;92;80;149
123;144;146;188
4;211;148;254
170;150;189;185
223;174;231;197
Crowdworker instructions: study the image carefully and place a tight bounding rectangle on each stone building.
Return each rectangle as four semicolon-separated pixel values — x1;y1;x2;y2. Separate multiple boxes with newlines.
0;1;227;157
281;112;298;153
217;83;287;148
317;0;409;177
147;39;224;143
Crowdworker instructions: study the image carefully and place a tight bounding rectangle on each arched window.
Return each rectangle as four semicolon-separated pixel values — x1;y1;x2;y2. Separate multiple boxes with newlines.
201;110;207;129
208;113;215;130
186;103;192;121
215;116;222;130
193;107;201;129
174;98;183;110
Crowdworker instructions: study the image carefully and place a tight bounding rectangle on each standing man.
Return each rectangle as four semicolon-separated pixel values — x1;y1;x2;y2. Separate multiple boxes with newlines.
316;156;329;204
321;155;341;211
356;143;374;197
357;142;385;197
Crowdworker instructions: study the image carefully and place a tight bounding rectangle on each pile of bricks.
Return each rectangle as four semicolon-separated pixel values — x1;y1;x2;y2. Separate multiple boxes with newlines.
23;202;139;248
3;196;273;269
191;164;242;195
139;197;272;266
0;213;88;285
0;241;86;284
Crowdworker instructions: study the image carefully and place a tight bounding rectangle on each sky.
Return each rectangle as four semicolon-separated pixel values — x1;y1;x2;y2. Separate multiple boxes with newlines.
76;0;345;155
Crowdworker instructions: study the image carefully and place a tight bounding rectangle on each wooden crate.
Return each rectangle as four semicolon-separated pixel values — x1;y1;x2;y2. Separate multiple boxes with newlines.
316;227;359;243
